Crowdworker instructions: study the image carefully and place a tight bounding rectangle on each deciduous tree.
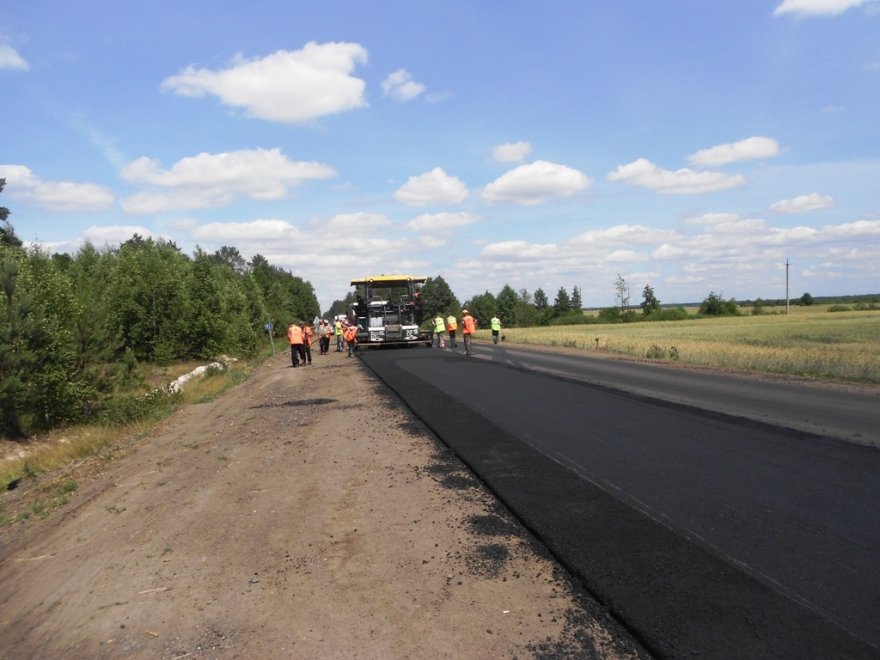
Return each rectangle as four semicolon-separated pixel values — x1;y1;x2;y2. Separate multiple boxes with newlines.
641;284;660;316
496;284;518;327
420;275;459;318
463;291;496;328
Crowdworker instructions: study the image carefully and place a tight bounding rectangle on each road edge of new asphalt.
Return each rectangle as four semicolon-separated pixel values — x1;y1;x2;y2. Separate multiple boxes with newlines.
359;350;878;659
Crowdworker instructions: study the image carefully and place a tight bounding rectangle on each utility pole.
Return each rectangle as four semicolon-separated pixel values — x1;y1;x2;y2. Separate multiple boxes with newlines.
785;259;790;315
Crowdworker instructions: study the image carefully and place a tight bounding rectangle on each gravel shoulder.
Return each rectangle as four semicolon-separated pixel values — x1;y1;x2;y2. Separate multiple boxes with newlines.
0;349;645;659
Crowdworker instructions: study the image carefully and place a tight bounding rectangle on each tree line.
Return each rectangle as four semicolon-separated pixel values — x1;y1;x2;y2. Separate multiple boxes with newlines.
324;272;830;332
324;274;684;330
1;179;318;438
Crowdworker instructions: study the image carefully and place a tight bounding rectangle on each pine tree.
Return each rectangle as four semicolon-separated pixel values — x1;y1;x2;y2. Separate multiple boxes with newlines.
533;288;548;311
571;286;583;311
553;287;571;315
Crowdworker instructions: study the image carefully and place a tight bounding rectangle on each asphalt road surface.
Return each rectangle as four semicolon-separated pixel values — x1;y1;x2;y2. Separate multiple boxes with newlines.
359;343;880;659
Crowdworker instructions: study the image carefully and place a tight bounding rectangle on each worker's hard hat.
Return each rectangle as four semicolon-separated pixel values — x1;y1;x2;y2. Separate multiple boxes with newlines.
462;309;468;313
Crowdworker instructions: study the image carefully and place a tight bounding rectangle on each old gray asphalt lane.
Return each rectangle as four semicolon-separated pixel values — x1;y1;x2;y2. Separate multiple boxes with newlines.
473;343;879;446
360;345;880;658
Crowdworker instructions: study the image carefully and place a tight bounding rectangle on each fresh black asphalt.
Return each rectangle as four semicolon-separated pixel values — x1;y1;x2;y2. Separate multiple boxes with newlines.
359;344;880;659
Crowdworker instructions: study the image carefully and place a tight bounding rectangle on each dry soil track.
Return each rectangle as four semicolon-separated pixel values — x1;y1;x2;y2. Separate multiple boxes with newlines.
0;349;645;659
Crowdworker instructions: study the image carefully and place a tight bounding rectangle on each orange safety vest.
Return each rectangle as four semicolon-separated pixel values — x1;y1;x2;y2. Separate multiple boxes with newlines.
462;315;476;334
304;326;314;343
287;325;304;344
343;325;358;343
446;316;458;332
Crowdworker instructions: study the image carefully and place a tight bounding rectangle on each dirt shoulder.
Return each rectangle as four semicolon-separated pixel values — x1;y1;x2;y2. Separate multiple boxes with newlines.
0;349;644;659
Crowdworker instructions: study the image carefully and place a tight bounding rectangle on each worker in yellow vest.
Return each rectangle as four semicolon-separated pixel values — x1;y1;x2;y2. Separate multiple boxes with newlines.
490;314;502;344
432;314;446;349
446;313;458;348
334;319;344;352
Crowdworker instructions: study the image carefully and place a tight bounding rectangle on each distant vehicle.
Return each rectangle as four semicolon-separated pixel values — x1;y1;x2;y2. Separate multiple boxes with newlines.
349;275;431;346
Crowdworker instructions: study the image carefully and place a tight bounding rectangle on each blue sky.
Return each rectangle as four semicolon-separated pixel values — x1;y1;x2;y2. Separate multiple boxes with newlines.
2;0;879;310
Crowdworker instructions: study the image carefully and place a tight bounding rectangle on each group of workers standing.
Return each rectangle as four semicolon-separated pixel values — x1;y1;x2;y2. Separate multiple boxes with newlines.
432;310;502;356
287;317;359;367
288;310;504;366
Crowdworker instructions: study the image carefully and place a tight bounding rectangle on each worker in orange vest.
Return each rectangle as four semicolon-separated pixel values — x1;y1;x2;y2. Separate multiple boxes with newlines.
319;319;333;355
461;309;476;356
446;313;458;348
343;321;359;357
287;322;305;367
301;322;314;365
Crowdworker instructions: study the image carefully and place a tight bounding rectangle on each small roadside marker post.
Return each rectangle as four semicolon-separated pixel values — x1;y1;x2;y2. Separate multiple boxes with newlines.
264;322;276;355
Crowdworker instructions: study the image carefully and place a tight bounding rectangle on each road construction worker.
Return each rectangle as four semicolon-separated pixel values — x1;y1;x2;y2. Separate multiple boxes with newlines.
334;318;344;352
446;313;458;348
432;313;446;349
490;314;502;344
287;322;305;367
461;309;476;356
343;321;359;357
319;319;332;355
302;322;314;365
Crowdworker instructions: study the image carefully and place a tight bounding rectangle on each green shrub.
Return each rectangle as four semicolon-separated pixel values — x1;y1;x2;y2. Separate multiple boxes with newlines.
597;307;622;323
645;307;689;322
699;292;740;316
646;345;666;359
98;388;180;425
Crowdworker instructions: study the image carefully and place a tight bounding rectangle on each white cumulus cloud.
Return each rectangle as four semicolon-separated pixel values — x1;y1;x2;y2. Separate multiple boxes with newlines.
322;212;393;232
687;137;781;166
606;158;746;194
492;141;532;163
160;42;368;123
0;45;29;71
119;148;336;214
771;193;835;213
406;212;479;232
568;224;679;246
393;167;469;206
481;161;591;205
191;219;299;242
381;69;426;102
0;164;114;212
774;0;870;16
467;213;880;308
482;240;559;259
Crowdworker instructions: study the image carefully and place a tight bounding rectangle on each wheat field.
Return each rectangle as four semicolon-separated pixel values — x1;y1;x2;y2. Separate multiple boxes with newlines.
490;306;880;383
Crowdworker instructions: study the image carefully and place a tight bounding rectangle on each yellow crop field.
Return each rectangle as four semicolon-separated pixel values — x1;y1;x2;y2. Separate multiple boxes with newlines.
489;306;880;383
